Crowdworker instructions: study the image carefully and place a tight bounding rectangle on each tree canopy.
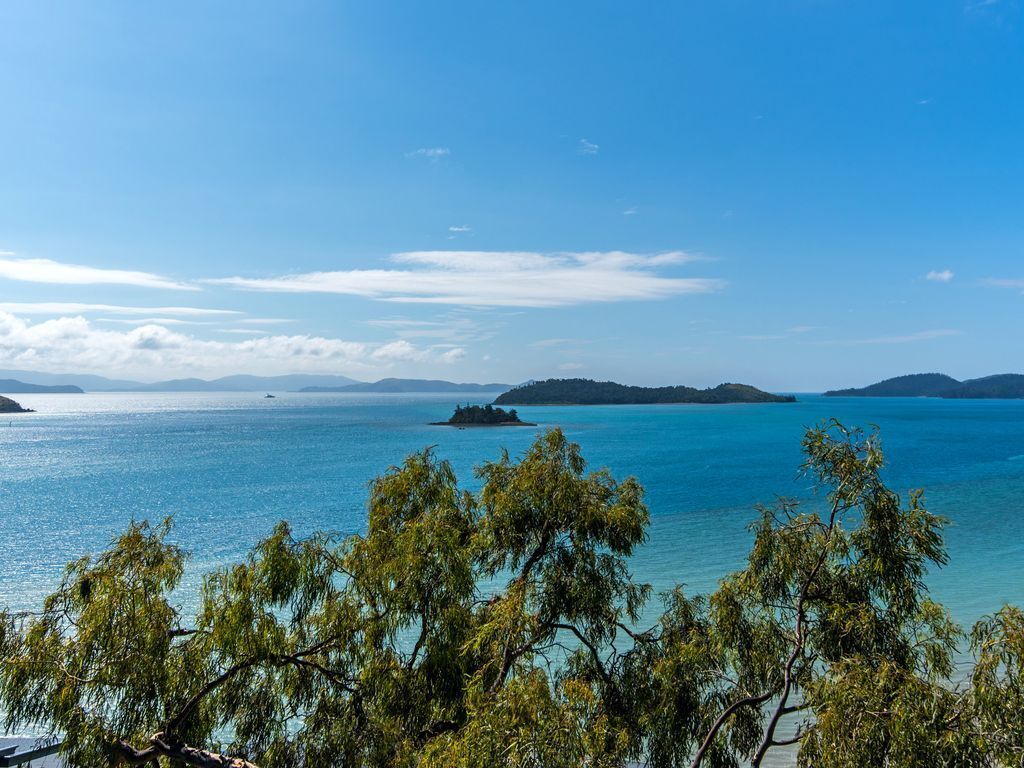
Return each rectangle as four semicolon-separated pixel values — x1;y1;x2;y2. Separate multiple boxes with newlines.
1;424;1021;767
442;403;525;425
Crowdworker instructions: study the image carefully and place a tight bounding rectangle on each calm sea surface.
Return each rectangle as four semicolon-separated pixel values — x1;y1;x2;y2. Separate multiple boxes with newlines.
2;392;1023;631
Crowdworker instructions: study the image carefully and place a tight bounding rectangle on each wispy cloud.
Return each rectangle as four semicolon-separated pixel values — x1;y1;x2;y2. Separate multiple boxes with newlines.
97;318;212;326
237;318;296;325
817;329;961;346
577;138;600;155
738;325;817;341
622;206;638;216
967;0;1004;10
926;269;955;282
448;225;472;233
406;147;450;160
530;338;579;348
0;311;462;379
208;250;722;308
366;315;495;343
0;302;239;317
0;255;195;291
981;277;1024;293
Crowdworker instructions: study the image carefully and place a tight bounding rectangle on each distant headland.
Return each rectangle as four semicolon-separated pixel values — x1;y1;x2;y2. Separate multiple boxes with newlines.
493;378;796;405
824;373;1024;399
303;378;512;394
0;396;34;413
0;379;83;394
431;404;536;427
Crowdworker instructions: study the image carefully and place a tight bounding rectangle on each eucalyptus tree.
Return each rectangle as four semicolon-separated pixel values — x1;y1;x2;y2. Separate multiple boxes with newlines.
0;429;647;767
1;425;1022;767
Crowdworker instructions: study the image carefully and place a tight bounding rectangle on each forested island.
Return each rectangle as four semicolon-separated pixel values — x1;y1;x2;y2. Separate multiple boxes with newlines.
0;396;33;413
431;404;535;426
825;373;1024;399
494;378;796;405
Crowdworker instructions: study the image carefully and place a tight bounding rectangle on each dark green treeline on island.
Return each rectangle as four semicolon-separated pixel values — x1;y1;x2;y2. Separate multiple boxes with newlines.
431;403;536;426
494;378;795;405
0;395;33;413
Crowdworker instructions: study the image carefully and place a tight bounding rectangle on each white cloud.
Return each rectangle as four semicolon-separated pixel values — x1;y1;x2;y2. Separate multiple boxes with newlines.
406;147;450;160
926;269;954;282
0;302;239;316
817;329;961;346
440;347;466;363
0;255;195;291
448;225;472;233
623;206;638;216
0;311;457;379
237;318;296;325
578;138;600;155
371;339;426;362
208;250;721;308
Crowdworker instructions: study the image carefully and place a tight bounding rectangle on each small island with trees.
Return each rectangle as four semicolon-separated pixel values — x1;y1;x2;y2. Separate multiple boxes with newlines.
431;403;536;427
494;378;796;405
0;395;33;413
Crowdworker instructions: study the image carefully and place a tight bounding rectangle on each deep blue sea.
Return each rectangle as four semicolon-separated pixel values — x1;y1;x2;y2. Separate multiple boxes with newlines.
2;392;1023;634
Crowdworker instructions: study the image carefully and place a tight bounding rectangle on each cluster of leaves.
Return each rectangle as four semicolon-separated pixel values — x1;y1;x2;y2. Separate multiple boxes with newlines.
445;404;523;425
1;423;1022;767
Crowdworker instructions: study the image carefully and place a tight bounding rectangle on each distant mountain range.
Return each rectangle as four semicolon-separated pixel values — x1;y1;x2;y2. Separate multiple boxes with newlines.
301;378;513;393
494;378;795;405
0;379;84;394
824;373;1024;399
127;374;364;393
0;370;513;394
0;370;362;392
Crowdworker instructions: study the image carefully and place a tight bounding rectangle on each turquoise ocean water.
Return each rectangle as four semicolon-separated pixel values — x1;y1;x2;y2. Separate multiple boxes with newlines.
1;391;1023;632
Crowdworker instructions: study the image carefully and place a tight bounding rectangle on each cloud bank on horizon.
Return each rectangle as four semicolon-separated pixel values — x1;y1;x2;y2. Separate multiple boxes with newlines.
0;250;720;379
0;310;465;380
0;247;1015;383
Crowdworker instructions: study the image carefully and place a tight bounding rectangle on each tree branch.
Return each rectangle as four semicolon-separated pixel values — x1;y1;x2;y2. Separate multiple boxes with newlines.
111;732;259;768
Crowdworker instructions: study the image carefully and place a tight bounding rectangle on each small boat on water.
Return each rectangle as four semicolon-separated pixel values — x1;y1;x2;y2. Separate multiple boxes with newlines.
265;393;276;399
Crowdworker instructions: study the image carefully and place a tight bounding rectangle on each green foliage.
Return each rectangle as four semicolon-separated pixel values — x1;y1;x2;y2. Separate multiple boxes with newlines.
445;404;523;425
1;424;1022;767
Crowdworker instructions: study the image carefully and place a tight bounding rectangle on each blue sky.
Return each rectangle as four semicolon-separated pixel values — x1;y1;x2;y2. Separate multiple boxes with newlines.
0;1;1022;389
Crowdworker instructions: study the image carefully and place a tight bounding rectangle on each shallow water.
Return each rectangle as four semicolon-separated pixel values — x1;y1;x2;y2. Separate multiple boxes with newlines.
2;391;1022;632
